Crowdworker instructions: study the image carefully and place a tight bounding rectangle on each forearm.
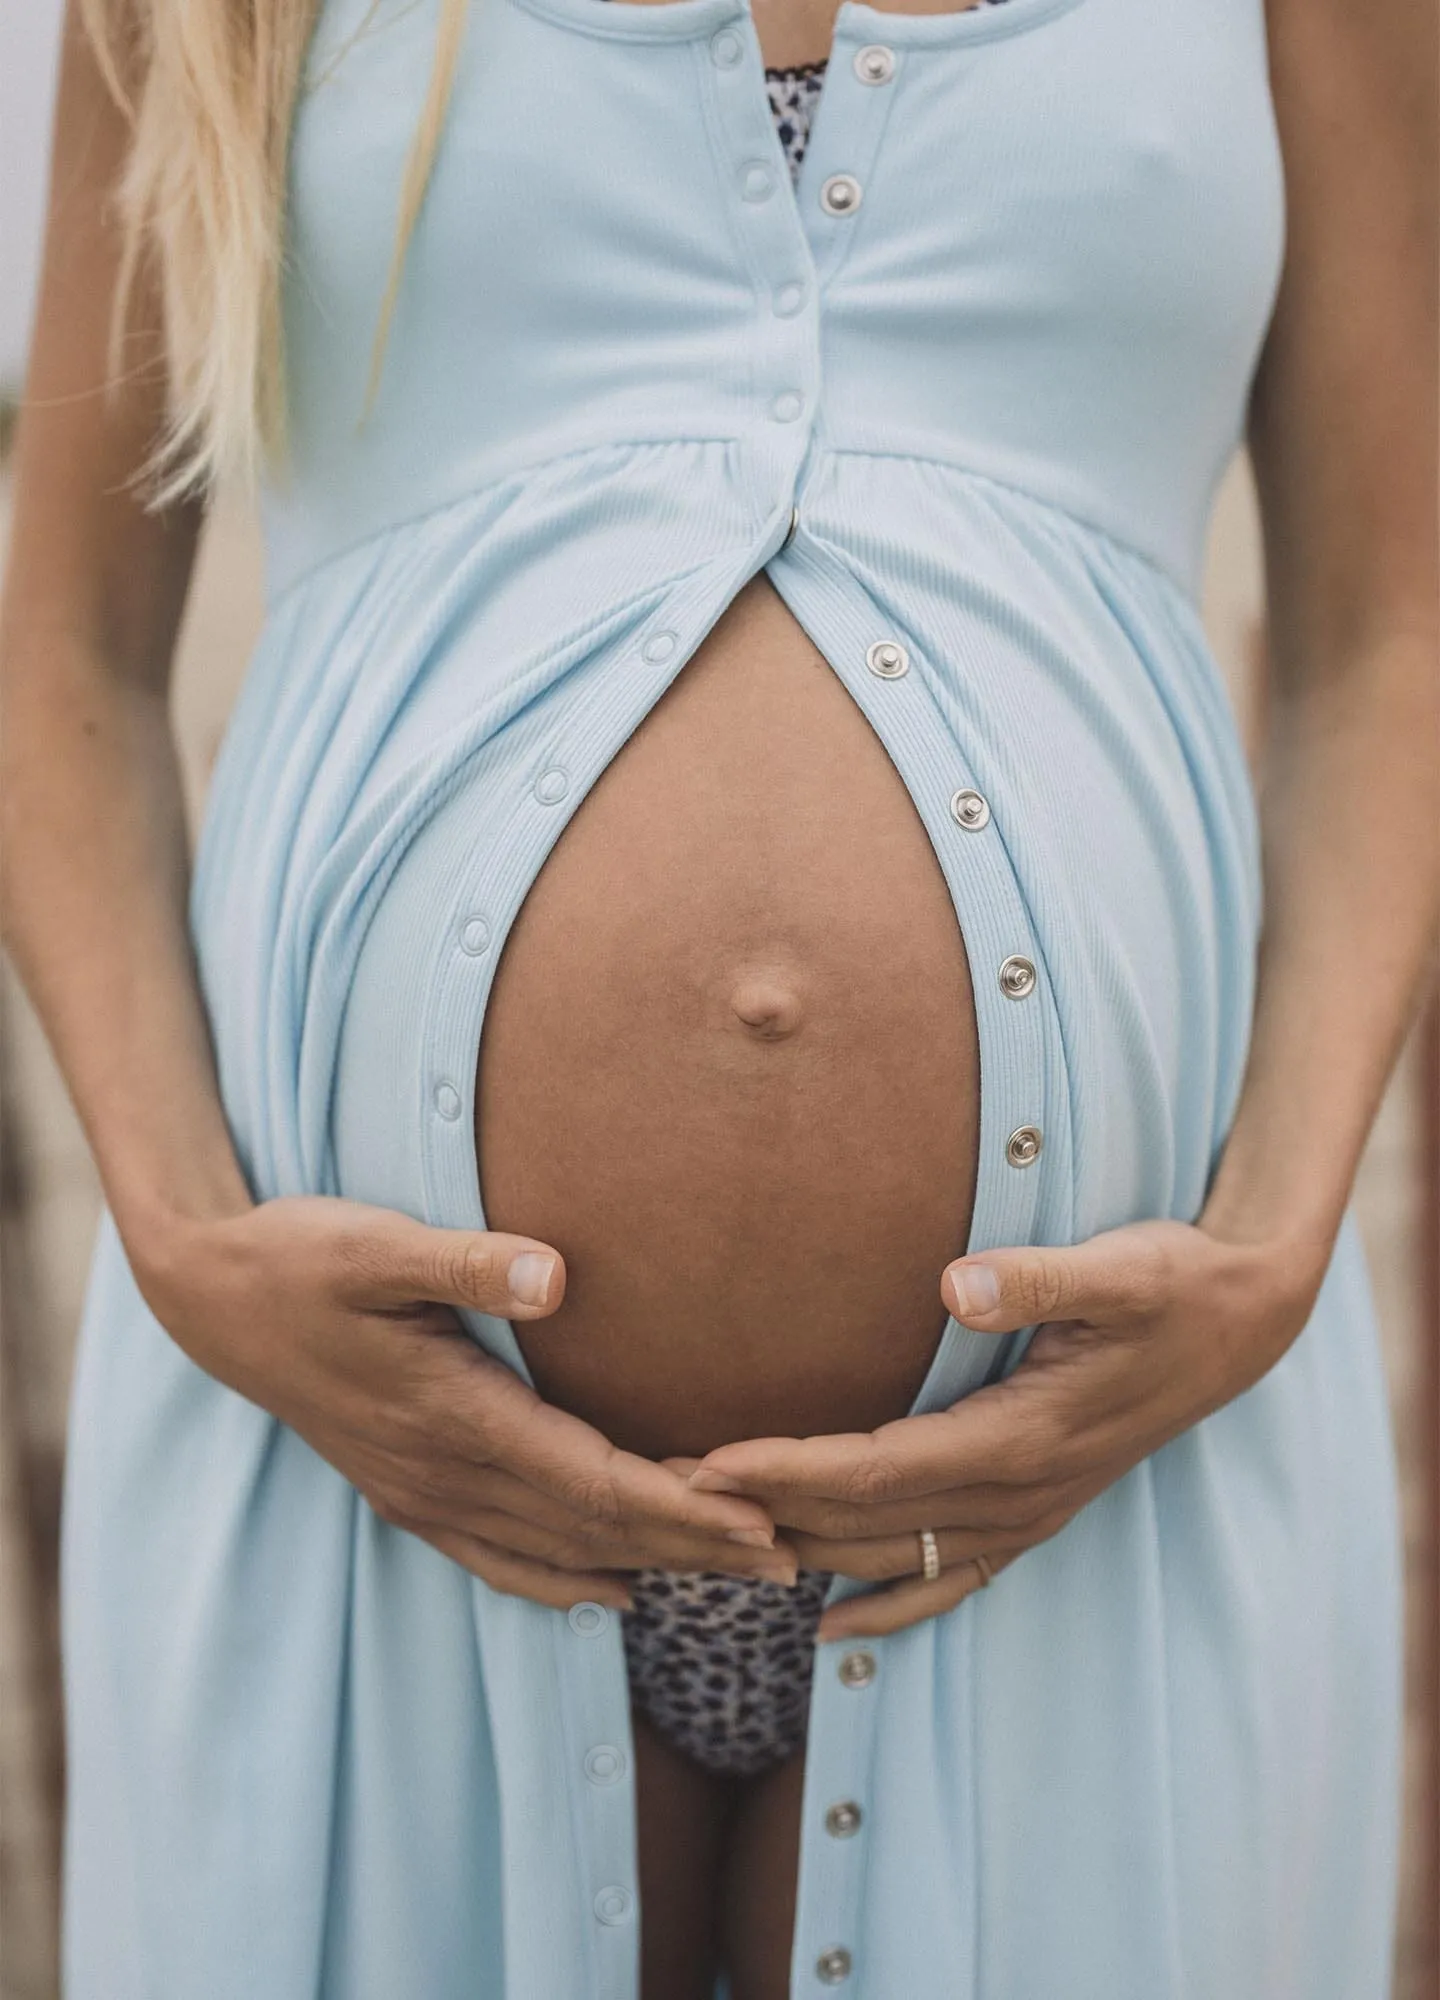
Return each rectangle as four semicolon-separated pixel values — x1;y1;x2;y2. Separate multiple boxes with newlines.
1201;620;1440;1263
0;623;254;1262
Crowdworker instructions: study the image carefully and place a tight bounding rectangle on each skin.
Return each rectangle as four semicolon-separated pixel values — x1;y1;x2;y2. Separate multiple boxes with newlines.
0;3;1435;1999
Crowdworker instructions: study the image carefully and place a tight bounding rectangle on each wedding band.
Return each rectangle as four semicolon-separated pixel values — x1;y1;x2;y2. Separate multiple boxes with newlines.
918;1528;942;1583
971;1553;994;1589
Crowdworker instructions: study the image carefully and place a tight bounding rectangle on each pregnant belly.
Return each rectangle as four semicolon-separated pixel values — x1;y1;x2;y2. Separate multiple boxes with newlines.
475;575;980;1460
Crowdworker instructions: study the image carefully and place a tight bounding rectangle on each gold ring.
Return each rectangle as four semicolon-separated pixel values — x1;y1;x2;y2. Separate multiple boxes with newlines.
918;1528;941;1583
971;1553;994;1589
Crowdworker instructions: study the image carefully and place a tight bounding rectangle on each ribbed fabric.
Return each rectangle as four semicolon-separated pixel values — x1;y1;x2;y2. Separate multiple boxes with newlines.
60;0;1402;1996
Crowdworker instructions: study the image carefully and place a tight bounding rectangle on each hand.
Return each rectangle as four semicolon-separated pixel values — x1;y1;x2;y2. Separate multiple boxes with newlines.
134;1196;791;1611
685;1218;1325;1641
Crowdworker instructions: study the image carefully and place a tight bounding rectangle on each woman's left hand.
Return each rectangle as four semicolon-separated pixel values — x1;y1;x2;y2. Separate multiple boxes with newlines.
681;1218;1326;1642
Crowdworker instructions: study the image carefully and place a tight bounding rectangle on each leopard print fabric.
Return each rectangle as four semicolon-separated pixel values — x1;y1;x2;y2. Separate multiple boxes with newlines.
622;1567;834;1777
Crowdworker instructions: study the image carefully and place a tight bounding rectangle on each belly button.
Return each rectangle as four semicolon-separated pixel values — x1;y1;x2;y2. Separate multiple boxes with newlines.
729;979;805;1041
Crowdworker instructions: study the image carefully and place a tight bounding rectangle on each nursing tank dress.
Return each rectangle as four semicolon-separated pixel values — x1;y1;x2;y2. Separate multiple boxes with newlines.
60;0;1404;1994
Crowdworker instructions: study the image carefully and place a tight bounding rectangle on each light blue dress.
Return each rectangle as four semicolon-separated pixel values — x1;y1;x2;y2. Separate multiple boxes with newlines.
60;0;1403;1992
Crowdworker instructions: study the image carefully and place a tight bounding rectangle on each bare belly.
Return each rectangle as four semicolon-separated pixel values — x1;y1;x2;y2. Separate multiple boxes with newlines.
475;576;980;1460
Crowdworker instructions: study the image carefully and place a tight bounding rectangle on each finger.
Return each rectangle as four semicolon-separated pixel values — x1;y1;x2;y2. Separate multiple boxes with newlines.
428;1502;801;1583
460;1462;779;1553
418;1524;635;1611
939;1220;1194;1336
815;1550;1020;1642
439;1353;779;1543
334;1206;569;1320
785;1522;1036;1584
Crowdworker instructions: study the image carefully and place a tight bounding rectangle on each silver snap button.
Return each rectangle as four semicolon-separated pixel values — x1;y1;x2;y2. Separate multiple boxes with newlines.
740;159;776;202
771;389;804;423
998;954;1037;999
432;1082;462;1122
709;25;743;66
584;1744;626;1786
950;787;991;830
641;628;678;664
865;638;909;679
838;1648;877;1689
853;42;896;83
459;915;491;956
820;172;863;216
534;767;569;805
568;1601;609;1637
1005;1124;1044;1169
780;504;799;549
773;279;807;317
593;1884;635;1926
825;1800;863;1838
816;1946;853;1984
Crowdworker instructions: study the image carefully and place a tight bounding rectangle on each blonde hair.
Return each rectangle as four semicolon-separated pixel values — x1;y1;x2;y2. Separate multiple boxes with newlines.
80;0;469;500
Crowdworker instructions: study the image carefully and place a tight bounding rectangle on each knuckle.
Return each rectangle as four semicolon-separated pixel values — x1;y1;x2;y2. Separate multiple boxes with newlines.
1021;1255;1074;1324
837;1449;909;1510
329;1223;400;1300
557;1469;625;1535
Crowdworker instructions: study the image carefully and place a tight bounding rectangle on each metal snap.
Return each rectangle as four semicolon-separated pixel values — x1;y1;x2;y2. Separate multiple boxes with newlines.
820;172;863;216
593;1884;635;1926
825;1800;863;1838
865;638;909;679
816;1945;854;1983
998;954;1037;999
838;1648;877;1689
853;42;896;84
1005;1125;1044;1169
950;787;991;830
568;1601;609;1637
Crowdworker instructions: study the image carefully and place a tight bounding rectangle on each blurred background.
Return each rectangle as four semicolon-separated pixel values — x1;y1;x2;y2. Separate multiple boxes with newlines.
1;4;1436;1996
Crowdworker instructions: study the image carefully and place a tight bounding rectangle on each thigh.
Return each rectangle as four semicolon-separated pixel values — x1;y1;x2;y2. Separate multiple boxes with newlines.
633;1709;731;2000
718;1749;807;2000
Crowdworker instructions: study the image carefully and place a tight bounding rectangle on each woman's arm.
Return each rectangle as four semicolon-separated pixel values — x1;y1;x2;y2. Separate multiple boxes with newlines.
2;3;786;1603
684;0;1440;1635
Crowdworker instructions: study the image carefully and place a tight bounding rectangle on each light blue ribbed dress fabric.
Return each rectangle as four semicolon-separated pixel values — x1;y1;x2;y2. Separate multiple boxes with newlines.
60;0;1403;1993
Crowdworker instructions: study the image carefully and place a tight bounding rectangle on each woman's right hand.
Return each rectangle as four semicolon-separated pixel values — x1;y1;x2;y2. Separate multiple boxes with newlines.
132;1196;794;1610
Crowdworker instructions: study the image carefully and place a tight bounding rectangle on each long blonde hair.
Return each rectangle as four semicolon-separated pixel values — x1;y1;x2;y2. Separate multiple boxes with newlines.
80;0;469;500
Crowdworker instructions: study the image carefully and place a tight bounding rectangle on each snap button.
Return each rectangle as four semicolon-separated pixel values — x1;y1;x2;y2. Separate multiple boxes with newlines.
853;42;896;84
432;1082;462;1122
773;279;807;317
865;638;909;679
771;389;804;423
593;1884;635;1926
459;915;491;956
740;159;776;202
1006;1125;1044;1169
950;787;991;830
568;1601;610;1637
838;1648;876;1689
641;628;678;663
584;1744;626;1786
998;954;1037;999
816;1945;853;1983
780;504;800;549
825;1800;863;1838
534;767;569;805
819;172;863;216
709;24;743;65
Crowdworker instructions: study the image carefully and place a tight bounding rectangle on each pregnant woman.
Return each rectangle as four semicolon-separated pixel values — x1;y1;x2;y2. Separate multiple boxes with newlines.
2;0;1435;1993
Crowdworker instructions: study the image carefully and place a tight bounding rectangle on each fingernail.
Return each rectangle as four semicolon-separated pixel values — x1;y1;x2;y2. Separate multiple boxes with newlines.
948;1261;1000;1319
689;1470;746;1493
508;1252;558;1309
726;1527;775;1549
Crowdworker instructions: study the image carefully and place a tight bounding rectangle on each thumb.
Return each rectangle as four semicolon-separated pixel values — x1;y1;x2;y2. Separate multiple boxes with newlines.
363;1211;567;1319
941;1223;1183;1334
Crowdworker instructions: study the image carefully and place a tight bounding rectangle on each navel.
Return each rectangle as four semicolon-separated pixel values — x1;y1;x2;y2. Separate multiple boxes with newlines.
728;977;805;1042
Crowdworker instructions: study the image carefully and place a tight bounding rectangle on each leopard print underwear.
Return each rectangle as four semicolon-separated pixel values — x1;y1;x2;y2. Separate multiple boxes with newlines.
622;1566;834;1778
